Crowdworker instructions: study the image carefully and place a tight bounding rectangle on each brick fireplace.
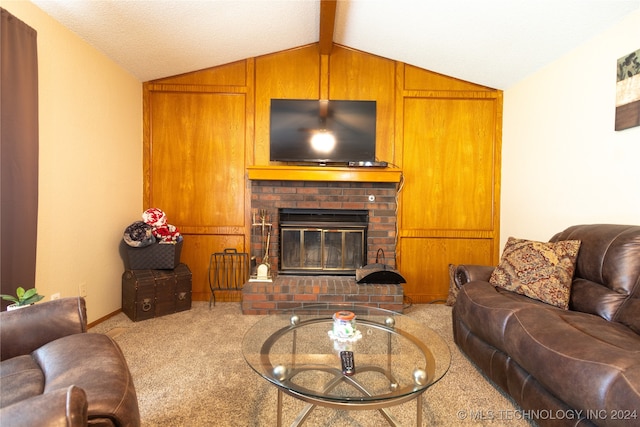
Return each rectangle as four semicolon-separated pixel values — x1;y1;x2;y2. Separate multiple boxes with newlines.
250;179;398;273
242;174;404;314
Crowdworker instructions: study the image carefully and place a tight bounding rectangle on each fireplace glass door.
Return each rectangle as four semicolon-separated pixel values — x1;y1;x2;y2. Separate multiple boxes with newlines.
280;228;365;274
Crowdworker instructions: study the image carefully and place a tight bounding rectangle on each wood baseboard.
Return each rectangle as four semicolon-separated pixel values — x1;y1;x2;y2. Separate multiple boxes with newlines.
88;308;122;329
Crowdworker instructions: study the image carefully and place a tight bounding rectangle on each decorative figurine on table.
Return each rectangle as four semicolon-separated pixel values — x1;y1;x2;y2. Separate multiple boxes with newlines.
328;311;362;344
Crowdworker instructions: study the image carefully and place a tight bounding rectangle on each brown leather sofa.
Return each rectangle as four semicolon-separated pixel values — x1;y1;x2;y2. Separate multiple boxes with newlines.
452;224;640;427
0;297;140;427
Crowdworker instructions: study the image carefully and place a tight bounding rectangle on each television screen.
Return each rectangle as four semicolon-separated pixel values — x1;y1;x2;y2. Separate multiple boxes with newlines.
269;99;376;164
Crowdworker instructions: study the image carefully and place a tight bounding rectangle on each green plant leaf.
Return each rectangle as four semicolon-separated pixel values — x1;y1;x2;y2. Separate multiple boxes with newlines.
0;294;19;304
2;287;43;306
22;294;45;305
22;288;37;301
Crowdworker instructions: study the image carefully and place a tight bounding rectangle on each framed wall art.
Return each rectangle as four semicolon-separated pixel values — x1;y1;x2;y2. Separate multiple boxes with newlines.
615;48;640;131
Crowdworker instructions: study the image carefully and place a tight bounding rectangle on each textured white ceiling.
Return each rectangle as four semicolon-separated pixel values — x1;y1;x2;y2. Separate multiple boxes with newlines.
30;0;640;89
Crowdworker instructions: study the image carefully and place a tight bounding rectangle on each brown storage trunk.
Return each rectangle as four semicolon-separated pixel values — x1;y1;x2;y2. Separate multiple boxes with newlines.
122;263;192;321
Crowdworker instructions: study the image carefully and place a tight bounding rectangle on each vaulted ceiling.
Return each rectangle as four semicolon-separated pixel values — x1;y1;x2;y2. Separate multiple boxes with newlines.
31;0;639;89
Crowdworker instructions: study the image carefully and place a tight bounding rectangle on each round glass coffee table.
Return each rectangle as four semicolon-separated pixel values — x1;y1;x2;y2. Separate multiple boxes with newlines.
242;304;451;426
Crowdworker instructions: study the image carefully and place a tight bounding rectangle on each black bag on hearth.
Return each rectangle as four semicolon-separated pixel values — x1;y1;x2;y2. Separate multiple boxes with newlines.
356;249;406;284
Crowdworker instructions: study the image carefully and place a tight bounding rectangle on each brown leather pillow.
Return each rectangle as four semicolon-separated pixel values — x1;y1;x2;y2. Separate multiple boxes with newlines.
489;237;581;309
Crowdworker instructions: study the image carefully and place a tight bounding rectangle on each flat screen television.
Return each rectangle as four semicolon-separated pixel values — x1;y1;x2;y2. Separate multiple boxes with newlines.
269;99;376;164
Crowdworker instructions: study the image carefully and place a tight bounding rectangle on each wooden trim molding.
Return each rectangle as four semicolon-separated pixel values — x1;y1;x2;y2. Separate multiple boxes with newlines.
247;165;402;183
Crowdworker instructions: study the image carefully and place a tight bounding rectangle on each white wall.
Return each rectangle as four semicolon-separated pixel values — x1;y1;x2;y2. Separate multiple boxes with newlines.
3;1;142;323
502;9;640;247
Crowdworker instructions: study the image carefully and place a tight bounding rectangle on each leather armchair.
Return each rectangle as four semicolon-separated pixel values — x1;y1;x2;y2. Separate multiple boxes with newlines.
0;297;140;427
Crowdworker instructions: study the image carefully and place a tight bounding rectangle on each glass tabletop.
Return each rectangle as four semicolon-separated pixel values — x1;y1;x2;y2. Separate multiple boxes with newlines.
242;304;451;403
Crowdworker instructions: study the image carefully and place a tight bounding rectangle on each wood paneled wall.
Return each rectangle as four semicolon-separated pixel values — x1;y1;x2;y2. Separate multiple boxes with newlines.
143;43;502;303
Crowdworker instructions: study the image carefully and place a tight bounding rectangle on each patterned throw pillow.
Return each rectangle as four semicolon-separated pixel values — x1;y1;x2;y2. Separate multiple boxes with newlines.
446;264;458;306
489;237;581;309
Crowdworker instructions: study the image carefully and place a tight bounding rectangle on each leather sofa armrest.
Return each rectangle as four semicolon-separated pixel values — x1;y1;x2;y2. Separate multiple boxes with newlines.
0;385;88;427
455;265;495;287
0;297;87;361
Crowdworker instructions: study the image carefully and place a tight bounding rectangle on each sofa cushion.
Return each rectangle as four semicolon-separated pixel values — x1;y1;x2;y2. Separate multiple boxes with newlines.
0;386;88;427
32;333;139;425
550;224;640;333
504;306;640;415
454;282;552;355
0;355;45;408
489;237;581;309
0;298;87;361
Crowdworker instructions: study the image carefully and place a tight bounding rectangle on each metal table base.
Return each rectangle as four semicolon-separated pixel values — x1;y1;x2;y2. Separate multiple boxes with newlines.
275;365;424;427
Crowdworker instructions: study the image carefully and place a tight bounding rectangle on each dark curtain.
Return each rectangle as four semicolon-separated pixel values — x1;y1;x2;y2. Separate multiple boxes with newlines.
1;8;39;310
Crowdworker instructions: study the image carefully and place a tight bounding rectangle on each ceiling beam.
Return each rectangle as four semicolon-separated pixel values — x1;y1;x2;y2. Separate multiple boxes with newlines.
319;0;337;55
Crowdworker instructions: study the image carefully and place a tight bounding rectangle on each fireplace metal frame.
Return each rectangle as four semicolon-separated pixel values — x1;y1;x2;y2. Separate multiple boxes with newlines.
279;209;368;275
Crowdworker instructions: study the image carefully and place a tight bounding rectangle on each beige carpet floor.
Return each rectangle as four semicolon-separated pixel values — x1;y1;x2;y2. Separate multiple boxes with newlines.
90;302;535;426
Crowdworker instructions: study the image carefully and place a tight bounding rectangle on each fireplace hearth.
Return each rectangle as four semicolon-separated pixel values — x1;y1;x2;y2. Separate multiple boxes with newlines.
279;208;368;275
